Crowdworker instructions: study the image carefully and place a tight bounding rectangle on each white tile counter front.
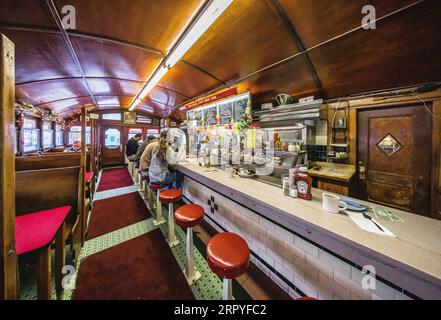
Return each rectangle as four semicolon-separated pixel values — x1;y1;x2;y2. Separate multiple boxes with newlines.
177;163;441;300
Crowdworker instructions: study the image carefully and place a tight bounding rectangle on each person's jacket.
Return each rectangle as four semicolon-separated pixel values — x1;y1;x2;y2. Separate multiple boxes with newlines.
126;137;139;157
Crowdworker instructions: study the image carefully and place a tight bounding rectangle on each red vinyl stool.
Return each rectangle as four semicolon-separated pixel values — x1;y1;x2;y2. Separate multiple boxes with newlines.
149;182;167;226
159;189;182;247
207;232;250;300
174;204;204;284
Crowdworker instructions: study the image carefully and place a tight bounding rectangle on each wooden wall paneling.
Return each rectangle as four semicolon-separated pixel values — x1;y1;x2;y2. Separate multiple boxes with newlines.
80;107;86;242
432;100;441;220
0;34;18;299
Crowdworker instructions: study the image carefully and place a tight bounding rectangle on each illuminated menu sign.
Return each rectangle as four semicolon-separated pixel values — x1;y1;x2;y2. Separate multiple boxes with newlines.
187;92;251;128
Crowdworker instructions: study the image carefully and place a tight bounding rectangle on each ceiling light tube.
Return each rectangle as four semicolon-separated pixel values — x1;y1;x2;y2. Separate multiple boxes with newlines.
129;0;233;111
129;65;168;111
165;0;234;68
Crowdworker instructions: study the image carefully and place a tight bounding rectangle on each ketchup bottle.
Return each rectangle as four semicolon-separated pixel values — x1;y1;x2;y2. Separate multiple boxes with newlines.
294;167;312;200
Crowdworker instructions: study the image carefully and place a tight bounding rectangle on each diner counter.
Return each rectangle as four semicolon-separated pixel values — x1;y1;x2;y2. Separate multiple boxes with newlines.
177;163;441;299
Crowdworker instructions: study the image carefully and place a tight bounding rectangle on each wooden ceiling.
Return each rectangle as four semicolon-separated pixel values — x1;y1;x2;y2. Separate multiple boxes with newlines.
1;0;440;119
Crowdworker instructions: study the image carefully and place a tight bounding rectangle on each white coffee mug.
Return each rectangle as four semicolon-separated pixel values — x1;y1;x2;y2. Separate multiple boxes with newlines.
322;193;347;214
224;166;234;178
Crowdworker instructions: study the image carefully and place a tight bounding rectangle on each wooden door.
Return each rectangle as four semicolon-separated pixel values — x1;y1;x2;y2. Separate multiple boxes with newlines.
358;105;432;216
100;125;124;166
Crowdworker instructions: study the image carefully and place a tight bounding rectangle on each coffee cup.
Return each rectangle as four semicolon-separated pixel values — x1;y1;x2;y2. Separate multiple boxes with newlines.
322;193;347;214
224;166;234;178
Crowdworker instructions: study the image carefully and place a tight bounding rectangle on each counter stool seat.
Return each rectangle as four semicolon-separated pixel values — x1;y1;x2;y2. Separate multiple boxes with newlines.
174;204;204;284
175;204;204;229
207;232;249;279
207;232;249;300
149;182;167;191
159;189;182;204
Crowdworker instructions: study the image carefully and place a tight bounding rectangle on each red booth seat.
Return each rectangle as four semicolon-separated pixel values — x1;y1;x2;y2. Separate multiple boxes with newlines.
85;171;93;182
15;206;71;255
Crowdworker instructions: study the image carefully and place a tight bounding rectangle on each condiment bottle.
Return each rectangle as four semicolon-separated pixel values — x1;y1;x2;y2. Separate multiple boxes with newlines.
294;166;312;200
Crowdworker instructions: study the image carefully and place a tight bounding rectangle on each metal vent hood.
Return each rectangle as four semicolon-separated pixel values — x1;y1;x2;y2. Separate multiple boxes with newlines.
252;99;323;127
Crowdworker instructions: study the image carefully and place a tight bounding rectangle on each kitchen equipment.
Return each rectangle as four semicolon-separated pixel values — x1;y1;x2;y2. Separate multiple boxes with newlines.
322;193;348;214
274;94;293;106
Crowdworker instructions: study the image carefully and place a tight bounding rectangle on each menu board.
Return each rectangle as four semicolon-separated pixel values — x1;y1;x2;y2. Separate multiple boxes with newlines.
204;106;218;126
219;102;233;125
233;97;248;121
186;92;251;128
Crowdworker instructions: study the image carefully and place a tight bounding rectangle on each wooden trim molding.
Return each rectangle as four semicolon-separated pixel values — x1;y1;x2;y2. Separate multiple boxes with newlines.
0;34;18;299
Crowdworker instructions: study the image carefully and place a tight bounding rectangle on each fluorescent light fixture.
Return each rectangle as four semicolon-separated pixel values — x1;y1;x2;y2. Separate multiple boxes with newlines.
139;66;169;100
165;0;233;68
129;0;233;111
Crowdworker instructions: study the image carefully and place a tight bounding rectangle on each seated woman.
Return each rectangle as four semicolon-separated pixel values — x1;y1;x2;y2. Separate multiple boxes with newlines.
148;134;182;189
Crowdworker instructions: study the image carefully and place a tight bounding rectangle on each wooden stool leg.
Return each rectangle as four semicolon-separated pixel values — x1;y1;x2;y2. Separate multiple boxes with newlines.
37;245;52;300
55;222;66;299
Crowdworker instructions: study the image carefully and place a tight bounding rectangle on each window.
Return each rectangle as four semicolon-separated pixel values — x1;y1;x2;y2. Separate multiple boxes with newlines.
147;128;159;139
23;118;40;153
102;113;122;121
104;128;121;147
55;124;64;146
42;122;54;149
128;128;143;141
68;126;91;145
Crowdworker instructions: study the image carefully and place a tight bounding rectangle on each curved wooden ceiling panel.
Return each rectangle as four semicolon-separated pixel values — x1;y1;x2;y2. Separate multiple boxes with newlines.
0;29;80;83
0;0;55;28
237;56;319;103
86;78;143;96
183;0;298;82
147;86;189;109
16;78;89;106
71;36;161;81
308;0;441;98
53;0;203;52
38;96;94;113
159;61;223;99
95;95;132;108
278;0;417;49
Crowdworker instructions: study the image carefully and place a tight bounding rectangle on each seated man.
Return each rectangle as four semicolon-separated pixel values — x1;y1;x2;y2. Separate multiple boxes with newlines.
126;133;142;161
140;131;167;171
64;140;81;152
135;134;157;167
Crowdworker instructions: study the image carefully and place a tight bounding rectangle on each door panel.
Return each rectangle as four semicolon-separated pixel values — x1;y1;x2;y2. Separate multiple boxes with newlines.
358;105;432;216
101;125;123;166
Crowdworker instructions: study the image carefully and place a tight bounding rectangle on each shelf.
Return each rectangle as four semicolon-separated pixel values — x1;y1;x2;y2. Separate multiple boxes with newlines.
330;143;348;148
274;150;307;156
